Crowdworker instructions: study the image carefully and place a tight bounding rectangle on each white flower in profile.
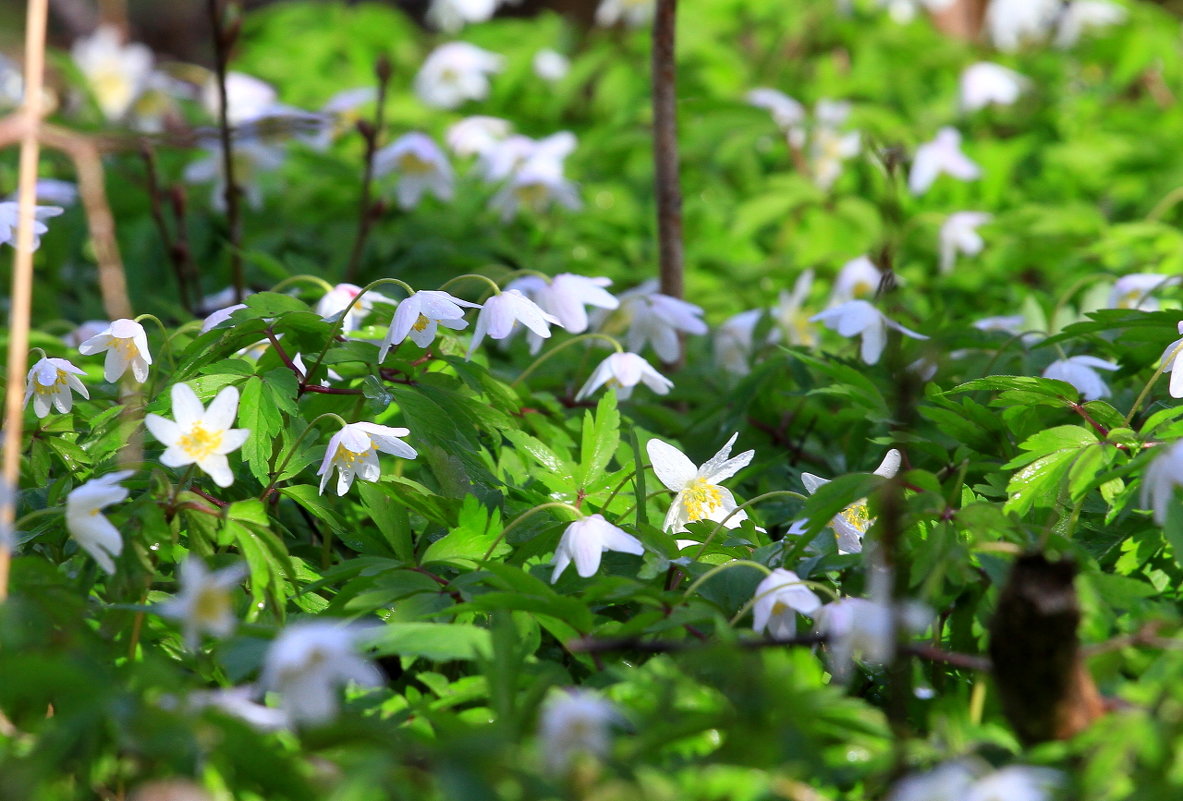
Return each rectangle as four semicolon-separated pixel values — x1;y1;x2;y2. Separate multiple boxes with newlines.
647;433;755;534
831;255;883;304
446;115;512;157
939;212;992;274
183;139;286;211
200;303;247;333
595;0;655;27
5;178;78;207
576;352;673;402
799;449;901;554
78;318;153;383
550;514;644;582
967;766;1063;801
1042;355;1118;400
380;290;480;358
490;162;581;222
814;596;895;682
810;301;928;365
1142;439;1183;525
144;383;250;488
0;201;64;251
158;558;248;649
1055;0;1127;48
747;87;806;134
261;621;382;726
24;357;89;418
887;761;977;801
973;314;1028;335
317;422;417;495
539;689;618;776
715;309;774;376
374;133;454;210
1162;322;1183;399
751;569;822;639
1108;273;1171;311
63;320;110;349
533;49;570;82
311;86;377;149
187;686;290;732
616;287;708;364
65;470;134;574
533;273;619;334
773;269;817;346
316;283;394;333
467;289;561;357
201;72;279;126
986;0;1060;51
72;25;153;120
414;42;504;110
909;127;980;196
478;131;577;183
959;62;1027;113
427;0;499;32
811;125;861;190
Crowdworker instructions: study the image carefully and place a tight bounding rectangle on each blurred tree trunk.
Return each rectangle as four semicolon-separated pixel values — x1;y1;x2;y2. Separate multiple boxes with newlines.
929;0;987;41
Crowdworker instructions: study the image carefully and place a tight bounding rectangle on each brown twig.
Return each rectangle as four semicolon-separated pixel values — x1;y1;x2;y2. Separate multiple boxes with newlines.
652;0;683;301
343;56;392;283
206;0;245;303
142;144;194;315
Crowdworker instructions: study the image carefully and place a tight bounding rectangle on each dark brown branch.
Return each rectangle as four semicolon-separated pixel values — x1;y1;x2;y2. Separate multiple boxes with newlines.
141;144;194;315
652;0;683;300
343;56;392;283
206;0;245;303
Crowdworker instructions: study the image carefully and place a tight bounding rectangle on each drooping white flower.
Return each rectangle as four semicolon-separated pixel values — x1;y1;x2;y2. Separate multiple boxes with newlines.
550;514;644;583
0;201;64;251
24;357;89;418
1162;322;1183;399
374;133;454;210
201;72;279;126
1042;355;1119;401
533;49;570;82
200;303;248;334
446;115;512;157
260;621;382;725
939;212;992;274
467;289;561;357
887;761;978;801
909;127;980;196
751;569;822;639
615;287;708;364
986;0;1061;52
78;318;153;383
63;320;110;349
533;273;619;335
811;125;861;190
799;449;901;554
316;283;394;333
489;162;581;221
595;0;655;27
310;87;377;149
831;255;884;304
810;301;928;365
773;269;817;346
647;433;755;534
158;558;248;649
1108;274;1172;311
1142;439;1183;525
747;87;806;133
959;62;1027;113
144;383;250;488
72;25;153;121
715;309;766;376
183;139;286;211
476;131;576;183
576;352;673;402
187;686;290;732
427;0;499;32
5;178;79;207
1054;0;1127;49
380;290;480;358
65;470;134;574
539;689;619;776
967;766;1063;801
972;314;1028;335
414;42;504;110
814;596;895;682
317;422;417;496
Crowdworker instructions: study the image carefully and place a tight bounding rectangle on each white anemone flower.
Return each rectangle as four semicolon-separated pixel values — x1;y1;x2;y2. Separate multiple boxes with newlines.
477;131;576;183
24;357;89;418
144;383;250;488
811;125;861;190
1042;355;1118;401
986;0;1060;52
374;132;454;210
1108;274;1171;311
595;0;655;27
747;87;806;134
427;0;499;32
63;320;110;349
183;139;286;211
799;449;901;554
200;303;248;334
831;255;884;304
550;514;644;582
533;50;570;82
576;352;673;401
201;72;278;126
316;283;394;333
959;62;1027;113
773;269;817;346
810;301;928;365
751;569;822;639
158;558;248;649
380;290;480;358
1142;439;1183;525
261;622;382;725
614;287;708;364
317;422;417;496
887;761;978;801
1162;322;1183;399
909;127;981;196
187;686;290;732
939;212;992;274
72;25;153;121
715;309;777;376
814;597;895;682
66;470;134;574
0;201;64;251
489;161;581;221
647;433;755;534
4;178;78;207
533;273;619;334
414;42;504;110
78;318;153;383
539;689;619;776
968;766;1063;801
446;115;512;157
467;289;561;357
1055;0;1127;49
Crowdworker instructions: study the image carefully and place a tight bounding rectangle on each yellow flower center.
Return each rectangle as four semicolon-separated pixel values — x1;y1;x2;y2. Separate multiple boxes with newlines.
333;441;377;467
840;501;872;532
179;424;223;462
398;151;435;175
771;600;788;616
1118;290;1144;309
193;585;231;627
112;336;138;356
412;313;431;332
852;280;874;298
683;477;723;521
515;181;550;208
90;69;133;116
33;370;69;395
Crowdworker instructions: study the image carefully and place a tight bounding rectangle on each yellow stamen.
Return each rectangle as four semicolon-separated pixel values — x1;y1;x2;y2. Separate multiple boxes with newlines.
683;477;723;521
840;501;872;532
193;585;231;626
515;181;550;208
179;424;224;461
412;313;431;332
33;370;69;395
398;151;435;175
852;280;874;298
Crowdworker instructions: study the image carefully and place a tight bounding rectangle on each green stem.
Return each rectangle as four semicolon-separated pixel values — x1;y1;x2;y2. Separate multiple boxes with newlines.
1125;339;1183;426
480;501;583;562
690;490;808;561
272;274;337;295
134;313;177;369
602;465;643;512
1147;185;1183;221
437;273;503;296
511;333;624;388
28;346;47;362
259;412;350;499
728;577;839;627
680;559;771;600
617;489;673;522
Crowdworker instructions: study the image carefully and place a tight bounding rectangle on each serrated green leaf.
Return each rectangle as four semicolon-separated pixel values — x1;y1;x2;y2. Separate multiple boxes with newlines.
367;622;491;662
578;391;620;486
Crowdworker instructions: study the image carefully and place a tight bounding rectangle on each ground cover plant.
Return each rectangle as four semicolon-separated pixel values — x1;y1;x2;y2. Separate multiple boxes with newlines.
3;0;1183;798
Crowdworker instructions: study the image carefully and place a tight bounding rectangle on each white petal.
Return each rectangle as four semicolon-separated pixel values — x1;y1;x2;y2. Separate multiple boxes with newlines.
646;439;698;491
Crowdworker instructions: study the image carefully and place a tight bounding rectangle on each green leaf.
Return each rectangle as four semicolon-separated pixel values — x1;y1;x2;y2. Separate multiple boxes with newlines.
577;390;620;487
948;375;1078;408
239;376;282;486
242;291;311;317
358;482;413;562
421;496;508;566
367;622;491;662
1003;426;1098;515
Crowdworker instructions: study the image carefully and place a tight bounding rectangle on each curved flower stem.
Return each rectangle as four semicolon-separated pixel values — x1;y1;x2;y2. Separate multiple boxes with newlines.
271;274;337;295
728;578;840;627
616;489;674;522
28;347;47;362
690;490;808;561
480;501;583;562
437;273;503;297
259;412;350;500
134;313;177;369
301;278;415;389
510;333;624;389
602;464;645;512
1147;185;1183;221
1125;340;1183;426
679;559;771;600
